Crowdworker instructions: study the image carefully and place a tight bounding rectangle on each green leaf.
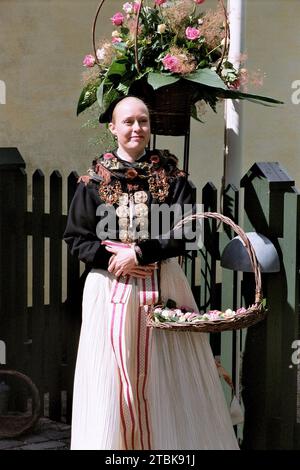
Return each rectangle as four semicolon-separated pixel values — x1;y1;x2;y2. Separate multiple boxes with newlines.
191;104;205;123
96;81;105;112
76;80;100;116
216;88;284;106
185;68;228;90
147;72;180;90
106;59;128;78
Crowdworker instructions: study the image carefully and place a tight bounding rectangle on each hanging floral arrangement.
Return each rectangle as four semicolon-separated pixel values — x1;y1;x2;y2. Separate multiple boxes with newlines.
77;0;282;133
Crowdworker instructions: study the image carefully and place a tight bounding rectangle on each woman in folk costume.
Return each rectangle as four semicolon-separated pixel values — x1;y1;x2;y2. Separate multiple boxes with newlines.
64;96;239;450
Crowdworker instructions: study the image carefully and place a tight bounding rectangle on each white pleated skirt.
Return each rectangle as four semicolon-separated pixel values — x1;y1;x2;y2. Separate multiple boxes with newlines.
71;258;239;450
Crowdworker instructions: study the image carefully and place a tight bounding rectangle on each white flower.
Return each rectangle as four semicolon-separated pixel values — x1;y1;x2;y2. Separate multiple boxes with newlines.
224;309;235;317
174;308;182;317
96;48;106;61
123;2;133;14
161;309;172;319
112;30;121;38
157;24;167;34
198;18;204;25
178;316;187;323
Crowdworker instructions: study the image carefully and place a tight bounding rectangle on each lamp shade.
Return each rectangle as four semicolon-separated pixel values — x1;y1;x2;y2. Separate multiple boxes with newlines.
221;232;280;273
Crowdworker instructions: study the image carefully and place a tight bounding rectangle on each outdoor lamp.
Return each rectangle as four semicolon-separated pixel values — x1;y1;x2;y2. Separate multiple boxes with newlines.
221;232;280;273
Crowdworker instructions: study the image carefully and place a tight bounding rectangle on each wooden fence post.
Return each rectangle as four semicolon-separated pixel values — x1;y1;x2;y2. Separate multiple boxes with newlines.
0;148;27;373
219;185;240;407
0;148;27;410
240;162;299;449
64;172;81;423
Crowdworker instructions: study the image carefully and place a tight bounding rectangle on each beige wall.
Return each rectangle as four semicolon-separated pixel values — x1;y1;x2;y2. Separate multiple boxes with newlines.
0;0;299;202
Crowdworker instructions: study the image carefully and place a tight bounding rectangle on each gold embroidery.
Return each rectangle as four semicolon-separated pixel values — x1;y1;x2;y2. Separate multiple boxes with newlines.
148;168;170;203
98;180;123;205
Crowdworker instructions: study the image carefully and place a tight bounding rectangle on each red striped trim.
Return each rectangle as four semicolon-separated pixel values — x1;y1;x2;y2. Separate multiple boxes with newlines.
136;308;144;449
142;281;152;449
119;372;127;450
142;324;152;450
118;293;136;449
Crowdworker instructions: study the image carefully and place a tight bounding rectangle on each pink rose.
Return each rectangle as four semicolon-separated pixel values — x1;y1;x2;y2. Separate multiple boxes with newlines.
185;27;201;40
82;54;96;67
162;54;180;73
155;0;166;5
103;153;114;160
194;0;205;4
111;12;125;26
112;37;123;44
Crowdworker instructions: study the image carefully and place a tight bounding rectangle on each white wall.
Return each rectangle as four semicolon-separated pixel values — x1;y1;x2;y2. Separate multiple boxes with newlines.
0;0;299;198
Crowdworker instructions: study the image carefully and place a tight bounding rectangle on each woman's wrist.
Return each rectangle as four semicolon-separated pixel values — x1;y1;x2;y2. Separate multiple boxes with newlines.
133;244;143;265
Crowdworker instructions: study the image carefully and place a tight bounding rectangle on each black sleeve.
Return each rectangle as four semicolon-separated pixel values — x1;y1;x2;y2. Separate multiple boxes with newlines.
136;177;197;265
63;182;111;269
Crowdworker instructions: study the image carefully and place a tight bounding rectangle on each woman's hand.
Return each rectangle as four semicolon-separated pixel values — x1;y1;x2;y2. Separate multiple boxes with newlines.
124;264;157;279
106;245;136;277
103;241;157;278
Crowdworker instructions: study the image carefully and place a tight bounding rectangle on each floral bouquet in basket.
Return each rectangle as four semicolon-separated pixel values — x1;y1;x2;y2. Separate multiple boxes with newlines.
78;0;282;122
149;297;267;332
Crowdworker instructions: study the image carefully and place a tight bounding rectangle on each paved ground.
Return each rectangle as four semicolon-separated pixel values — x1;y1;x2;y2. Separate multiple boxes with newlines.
0;418;71;450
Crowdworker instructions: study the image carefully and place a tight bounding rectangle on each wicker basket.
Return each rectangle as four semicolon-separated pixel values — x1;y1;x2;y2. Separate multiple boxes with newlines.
91;0;229;136
0;370;41;438
128;77;202;136
147;212;267;333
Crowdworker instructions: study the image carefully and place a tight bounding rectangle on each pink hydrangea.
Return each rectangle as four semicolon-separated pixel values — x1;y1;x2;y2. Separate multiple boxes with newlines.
236;307;247;315
194;0;205;4
185;27;201;40
111;12;125;26
155;0;166;5
162;54;180;73
207;311;222;320
82;54;96;67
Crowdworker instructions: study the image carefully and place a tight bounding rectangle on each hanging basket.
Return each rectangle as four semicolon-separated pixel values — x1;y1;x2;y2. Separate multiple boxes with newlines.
128;77;201;136
147;212;267;333
91;0;229;136
0;370;41;438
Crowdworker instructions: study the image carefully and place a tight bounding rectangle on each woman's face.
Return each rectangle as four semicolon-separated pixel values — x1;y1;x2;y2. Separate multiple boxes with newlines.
109;98;151;158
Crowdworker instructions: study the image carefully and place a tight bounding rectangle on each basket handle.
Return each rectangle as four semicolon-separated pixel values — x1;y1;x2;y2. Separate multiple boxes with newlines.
92;0;107;64
216;0;230;73
174;212;263;305
92;1;229;73
91;0;144;70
